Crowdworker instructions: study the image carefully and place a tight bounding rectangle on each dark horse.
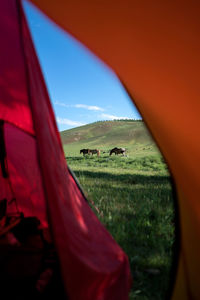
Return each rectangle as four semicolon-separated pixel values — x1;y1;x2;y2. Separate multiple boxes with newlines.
80;149;90;156
110;147;126;156
80;149;100;156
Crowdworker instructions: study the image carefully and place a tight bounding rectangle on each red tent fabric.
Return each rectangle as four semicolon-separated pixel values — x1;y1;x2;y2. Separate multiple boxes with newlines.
0;1;131;299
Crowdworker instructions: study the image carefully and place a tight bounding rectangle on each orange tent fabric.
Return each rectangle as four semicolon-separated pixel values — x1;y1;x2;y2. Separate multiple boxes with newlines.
29;1;200;299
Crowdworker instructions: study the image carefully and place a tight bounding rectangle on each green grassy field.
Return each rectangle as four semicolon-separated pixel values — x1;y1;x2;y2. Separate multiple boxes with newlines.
61;121;175;300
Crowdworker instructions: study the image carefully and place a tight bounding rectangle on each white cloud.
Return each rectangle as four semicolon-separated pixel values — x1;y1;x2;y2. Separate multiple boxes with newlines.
54;101;69;108
56;117;85;127
100;113;132;120
54;101;104;111
74;104;104;111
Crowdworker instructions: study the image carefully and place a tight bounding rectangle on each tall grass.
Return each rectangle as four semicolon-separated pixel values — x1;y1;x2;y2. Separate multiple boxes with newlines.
66;153;175;300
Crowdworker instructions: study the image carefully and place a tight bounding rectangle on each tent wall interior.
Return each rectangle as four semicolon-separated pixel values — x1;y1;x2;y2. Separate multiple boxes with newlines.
1;0;200;299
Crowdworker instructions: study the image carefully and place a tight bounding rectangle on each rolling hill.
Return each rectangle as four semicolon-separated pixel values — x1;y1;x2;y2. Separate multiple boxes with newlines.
60;120;161;157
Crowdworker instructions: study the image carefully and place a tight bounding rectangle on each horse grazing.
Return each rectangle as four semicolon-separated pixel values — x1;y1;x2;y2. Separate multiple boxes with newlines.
89;149;100;156
80;149;90;155
110;147;126;156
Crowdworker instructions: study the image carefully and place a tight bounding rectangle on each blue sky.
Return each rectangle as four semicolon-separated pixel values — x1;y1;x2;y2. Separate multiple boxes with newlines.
23;0;141;132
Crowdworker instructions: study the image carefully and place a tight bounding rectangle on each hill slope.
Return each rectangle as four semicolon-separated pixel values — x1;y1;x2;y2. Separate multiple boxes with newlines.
60;120;160;157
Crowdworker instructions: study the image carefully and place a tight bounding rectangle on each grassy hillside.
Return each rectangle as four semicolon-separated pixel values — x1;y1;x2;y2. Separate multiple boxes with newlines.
60;120;175;300
60;120;159;157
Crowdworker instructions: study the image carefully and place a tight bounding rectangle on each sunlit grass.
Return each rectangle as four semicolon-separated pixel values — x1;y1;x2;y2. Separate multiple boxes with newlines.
65;152;175;300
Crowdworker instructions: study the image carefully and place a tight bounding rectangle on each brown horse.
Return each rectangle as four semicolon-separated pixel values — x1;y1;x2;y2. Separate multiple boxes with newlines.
110;147;126;156
89;149;100;156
